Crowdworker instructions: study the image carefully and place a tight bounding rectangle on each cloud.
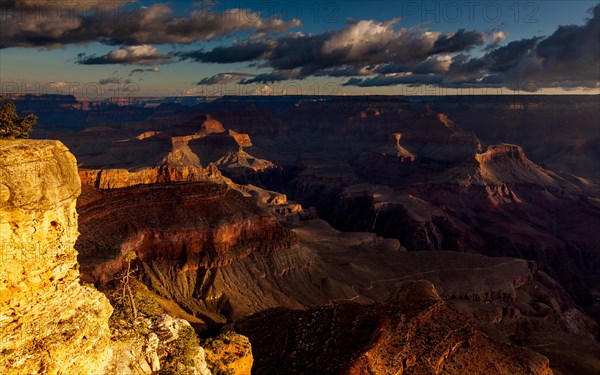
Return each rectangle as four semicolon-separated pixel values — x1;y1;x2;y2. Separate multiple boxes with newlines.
197;72;254;85
443;4;599;90
49;81;68;89
534;5;600;85
185;19;486;82
431;29;487;54
313;65;375;77
412;56;453;75
267;20;447;75
345;4;600;89
77;45;172;65
491;31;506;44
239;70;301;84
98;77;131;85
343;73;444;87
3;1;598;91
444;54;487;83
253;85;273;95
181;87;199;96
3;0;132;10
0;2;300;48
176;41;274;63
129;67;160;76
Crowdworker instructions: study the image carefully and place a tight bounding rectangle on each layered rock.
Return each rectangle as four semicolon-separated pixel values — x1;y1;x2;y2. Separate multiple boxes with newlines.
0;140;256;375
285;130;600;326
79;163;226;189
441;143;577;188
77;182;298;276
75;117;276;189
76;178;596;346
0;140;113;375
235;281;553;375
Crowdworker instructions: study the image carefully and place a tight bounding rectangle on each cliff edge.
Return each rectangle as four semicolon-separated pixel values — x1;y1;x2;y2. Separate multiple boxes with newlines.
0;140;113;374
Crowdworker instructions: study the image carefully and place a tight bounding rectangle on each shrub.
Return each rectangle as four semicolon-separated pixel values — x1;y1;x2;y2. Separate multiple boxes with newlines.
0;99;38;139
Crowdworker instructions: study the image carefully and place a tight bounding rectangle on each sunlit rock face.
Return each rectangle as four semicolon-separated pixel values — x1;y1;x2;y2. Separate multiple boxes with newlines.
76;182;299;284
74;116;276;189
0;140;113;375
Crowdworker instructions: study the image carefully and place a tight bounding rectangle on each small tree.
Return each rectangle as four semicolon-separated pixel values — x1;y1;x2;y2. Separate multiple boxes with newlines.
0;99;38;139
118;251;139;320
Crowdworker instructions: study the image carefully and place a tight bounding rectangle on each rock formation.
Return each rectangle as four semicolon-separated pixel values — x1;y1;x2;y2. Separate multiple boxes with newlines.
75;117;276;189
0;140;254;375
76;182;299;287
11;94;599;374
75;182;597;372
236;281;553;375
202;331;253;375
0;140;113;374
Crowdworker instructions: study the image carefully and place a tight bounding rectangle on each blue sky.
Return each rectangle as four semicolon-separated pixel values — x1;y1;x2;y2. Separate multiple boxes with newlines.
0;0;598;97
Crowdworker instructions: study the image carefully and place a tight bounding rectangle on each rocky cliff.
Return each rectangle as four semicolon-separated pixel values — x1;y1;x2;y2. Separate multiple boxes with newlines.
74;117;276;189
75;181;304;324
0;140;113;375
236;280;553;375
79;163;226;189
0;140;253;375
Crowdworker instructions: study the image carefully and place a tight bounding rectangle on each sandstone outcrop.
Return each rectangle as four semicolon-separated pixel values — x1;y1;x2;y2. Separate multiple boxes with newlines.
202;331;253;375
74;117;277;189
0;140;113;375
441;143;578;188
0;140;255;375
79;163;226;189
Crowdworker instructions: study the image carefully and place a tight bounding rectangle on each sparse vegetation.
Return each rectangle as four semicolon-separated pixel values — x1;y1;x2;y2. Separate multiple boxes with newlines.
159;325;200;375
0;98;38;139
121;252;139;320
202;331;253;375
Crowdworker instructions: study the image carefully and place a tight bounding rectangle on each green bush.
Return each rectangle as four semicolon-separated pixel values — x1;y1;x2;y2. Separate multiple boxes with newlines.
159;325;201;375
0;100;38;139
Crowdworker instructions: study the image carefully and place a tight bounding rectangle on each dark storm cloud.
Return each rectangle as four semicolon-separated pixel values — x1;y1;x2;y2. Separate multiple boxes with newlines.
431;29;487;54
348;4;599;89
534;4;600;84
192;19;484;80
76;45;172;65
349;36;542;87
412;57;452;75
265;21;484;74
176;42;274;63
444;54;487;83
0;1;300;48
442;4;599;90
197;72;255;85
485;37;540;72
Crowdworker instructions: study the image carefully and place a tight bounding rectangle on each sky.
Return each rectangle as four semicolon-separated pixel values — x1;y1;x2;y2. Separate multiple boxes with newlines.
0;0;599;97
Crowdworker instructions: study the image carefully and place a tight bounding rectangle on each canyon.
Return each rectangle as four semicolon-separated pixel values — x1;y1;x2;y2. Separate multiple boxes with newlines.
3;94;598;374
0;140;252;375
